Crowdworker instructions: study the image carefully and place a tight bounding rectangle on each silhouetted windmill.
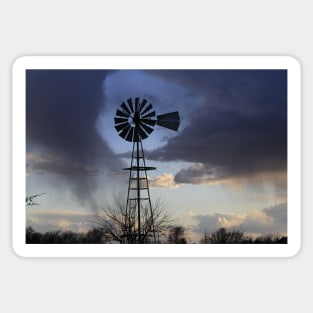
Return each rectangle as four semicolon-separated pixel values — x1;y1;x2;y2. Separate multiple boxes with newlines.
114;97;180;243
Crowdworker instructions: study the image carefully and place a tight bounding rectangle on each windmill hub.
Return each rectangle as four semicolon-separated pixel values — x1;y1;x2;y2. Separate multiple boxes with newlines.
133;112;140;127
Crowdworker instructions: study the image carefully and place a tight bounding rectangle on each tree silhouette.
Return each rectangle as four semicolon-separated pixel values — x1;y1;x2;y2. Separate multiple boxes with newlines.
167;225;187;244
26;193;46;206
254;234;287;244
200;227;287;244
26;226;41;243
26;227;105;244
95;195;172;243
200;227;244;244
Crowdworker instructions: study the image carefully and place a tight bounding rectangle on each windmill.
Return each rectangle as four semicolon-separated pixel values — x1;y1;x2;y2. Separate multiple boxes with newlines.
114;97;180;243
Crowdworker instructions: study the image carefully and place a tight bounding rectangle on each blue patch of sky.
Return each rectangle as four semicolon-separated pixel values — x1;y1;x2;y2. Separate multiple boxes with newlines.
96;70;204;155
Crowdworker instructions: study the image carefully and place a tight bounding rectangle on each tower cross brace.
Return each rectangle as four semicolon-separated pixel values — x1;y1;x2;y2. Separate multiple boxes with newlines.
123;137;156;244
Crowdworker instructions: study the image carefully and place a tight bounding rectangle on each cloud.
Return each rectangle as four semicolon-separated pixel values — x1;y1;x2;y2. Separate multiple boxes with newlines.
149;173;180;189
26;70;125;204
27;153;98;176
173;162;287;200
146;70;287;185
191;202;287;237
174;163;230;185
26;209;97;233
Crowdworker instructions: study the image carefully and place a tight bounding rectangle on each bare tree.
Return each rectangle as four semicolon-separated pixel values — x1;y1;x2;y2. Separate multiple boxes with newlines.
167;225;187;244
201;227;245;244
95;194;172;244
26;193;46;206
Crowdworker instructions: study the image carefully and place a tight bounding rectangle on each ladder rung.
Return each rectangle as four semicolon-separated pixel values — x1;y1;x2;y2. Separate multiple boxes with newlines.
128;198;149;201
129;187;148;190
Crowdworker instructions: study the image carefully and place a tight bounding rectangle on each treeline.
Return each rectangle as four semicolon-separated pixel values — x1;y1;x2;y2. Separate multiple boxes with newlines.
26;226;104;244
26;225;287;244
26;225;186;244
200;227;287;244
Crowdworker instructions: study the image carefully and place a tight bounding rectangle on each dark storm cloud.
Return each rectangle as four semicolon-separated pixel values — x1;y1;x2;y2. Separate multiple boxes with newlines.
27;153;98;176
26;70;124;204
174;163;221;185
146;70;287;182
27;70;110;161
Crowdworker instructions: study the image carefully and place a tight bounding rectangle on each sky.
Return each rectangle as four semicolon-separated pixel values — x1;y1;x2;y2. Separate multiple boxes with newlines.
26;69;287;242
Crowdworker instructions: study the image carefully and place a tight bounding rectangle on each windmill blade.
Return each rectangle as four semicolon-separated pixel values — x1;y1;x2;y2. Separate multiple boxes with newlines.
140;122;154;134
115;121;129;132
141;118;156;127
114;117;128;125
121;102;131;115
140;103;153;116
142;111;156;118
119;125;131;139
157;111;180;131
127;98;134;113
138;126;149;140
116;109;130;118
139;99;148;113
125;127;134;142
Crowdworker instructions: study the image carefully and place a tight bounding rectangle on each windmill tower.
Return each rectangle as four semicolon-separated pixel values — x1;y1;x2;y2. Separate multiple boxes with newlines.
114;97;180;243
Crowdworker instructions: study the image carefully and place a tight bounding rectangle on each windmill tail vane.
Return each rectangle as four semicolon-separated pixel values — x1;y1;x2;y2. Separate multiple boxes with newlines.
114;97;180;243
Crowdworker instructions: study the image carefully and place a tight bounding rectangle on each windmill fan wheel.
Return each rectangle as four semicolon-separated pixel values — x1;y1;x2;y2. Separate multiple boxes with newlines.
114;97;156;142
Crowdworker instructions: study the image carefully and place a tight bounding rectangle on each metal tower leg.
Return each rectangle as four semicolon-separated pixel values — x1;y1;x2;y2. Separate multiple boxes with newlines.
123;139;156;244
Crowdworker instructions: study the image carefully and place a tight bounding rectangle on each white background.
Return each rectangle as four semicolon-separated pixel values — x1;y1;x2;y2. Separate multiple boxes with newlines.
1;1;311;312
